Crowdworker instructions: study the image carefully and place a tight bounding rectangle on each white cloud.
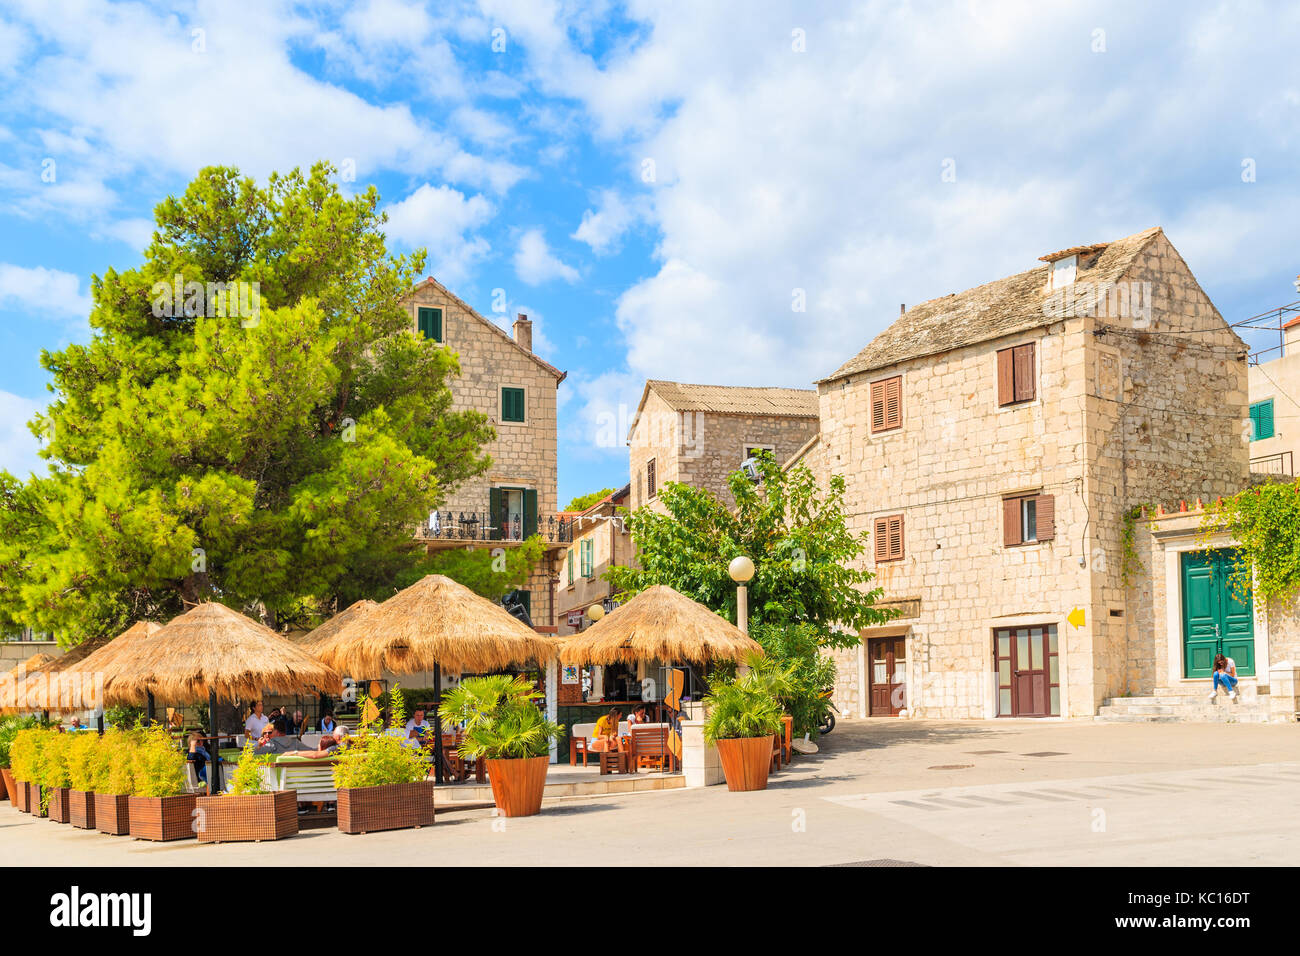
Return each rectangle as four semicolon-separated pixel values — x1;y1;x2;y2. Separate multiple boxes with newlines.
384;183;495;285
571;189;637;255
0;390;44;480
0;263;91;321
514;227;579;285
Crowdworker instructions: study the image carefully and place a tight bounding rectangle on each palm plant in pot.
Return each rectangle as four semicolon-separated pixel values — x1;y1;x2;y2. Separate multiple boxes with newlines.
702;657;792;792
94;726;137;835
333;685;435;834
66;730;101;829
128;725;196;841
439;674;564;818
40;731;73;822
196;743;298;843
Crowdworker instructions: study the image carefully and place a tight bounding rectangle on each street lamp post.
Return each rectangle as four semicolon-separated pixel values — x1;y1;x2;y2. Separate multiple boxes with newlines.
728;555;755;634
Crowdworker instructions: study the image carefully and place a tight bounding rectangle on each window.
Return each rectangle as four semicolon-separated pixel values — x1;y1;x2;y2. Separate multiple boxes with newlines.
580;538;595;578
996;343;1036;406
647;458;657;498
1003;493;1054;546
870;375;903;432
873;514;905;562
1250;399;1274;441
567;549;575;586
501;387;525;423
744;444;774;461
417;307;443;342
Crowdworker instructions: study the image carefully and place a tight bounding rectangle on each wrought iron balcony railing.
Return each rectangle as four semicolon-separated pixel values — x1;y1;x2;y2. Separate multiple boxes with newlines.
415;510;575;544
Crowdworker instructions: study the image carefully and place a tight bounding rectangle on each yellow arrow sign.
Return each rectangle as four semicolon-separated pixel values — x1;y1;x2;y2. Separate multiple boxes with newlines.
1067;607;1086;628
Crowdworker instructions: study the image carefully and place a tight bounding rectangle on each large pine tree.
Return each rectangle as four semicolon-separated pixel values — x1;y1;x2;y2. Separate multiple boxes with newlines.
0;163;495;643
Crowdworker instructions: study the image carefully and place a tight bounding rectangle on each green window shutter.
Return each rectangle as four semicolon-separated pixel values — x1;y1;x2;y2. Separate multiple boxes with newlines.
523;488;538;538
567;549;574;585
417;307;443;342
1251;400;1274;440
502;387;525;423
489;487;503;540
583;539;594;577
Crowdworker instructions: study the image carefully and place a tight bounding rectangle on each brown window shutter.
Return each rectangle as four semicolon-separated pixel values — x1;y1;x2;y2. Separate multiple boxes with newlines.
870;380;886;432
890;515;905;559
1035;494;1055;541
997;348;1015;406
1013;343;1036;402
1002;497;1022;546
885;377;902;429
874;517;889;561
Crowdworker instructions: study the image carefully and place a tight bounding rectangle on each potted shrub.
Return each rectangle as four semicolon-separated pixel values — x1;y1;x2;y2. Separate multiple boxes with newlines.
127;725;197;841
94;727;136;835
66;730;100;829
11;728;49;816
702;662;789;792
41;731;73;823
0;715;38;804
333;685;434;834
196;744;298;843
440;674;564;818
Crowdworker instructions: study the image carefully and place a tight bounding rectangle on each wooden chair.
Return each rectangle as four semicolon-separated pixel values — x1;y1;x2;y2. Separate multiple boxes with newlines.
570;722;597;767
629;724;671;772
780;715;793;764
770;731;783;772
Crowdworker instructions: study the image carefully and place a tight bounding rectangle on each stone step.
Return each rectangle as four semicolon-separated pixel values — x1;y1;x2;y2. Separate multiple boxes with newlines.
1096;694;1271;724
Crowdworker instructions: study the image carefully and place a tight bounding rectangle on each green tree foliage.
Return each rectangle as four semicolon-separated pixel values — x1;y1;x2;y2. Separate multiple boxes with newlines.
565;487;617;512
0;163;495;642
606;454;896;649
419;535;546;601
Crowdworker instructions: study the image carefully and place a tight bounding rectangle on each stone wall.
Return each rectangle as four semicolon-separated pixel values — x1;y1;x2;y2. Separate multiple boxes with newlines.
628;389;682;513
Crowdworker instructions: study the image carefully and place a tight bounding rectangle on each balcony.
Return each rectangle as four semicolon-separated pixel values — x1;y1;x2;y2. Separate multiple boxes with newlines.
1250;451;1293;477
416;510;575;546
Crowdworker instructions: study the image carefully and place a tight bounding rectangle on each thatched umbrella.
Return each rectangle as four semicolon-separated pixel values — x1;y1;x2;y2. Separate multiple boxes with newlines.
0;653;55;713
97;603;341;793
44;621;163;719
559;585;763;667
2;633;117;716
308;575;558;783
292;599;378;726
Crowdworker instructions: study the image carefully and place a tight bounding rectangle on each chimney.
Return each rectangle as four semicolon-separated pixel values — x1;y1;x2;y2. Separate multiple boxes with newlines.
900;303;906;315
513;313;532;352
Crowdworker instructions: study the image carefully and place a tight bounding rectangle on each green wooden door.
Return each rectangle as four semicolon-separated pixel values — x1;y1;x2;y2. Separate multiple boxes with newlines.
1181;549;1254;678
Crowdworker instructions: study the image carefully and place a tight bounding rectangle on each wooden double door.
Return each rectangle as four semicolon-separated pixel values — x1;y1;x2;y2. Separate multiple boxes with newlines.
994;625;1060;717
1181;549;1254;678
867;637;906;716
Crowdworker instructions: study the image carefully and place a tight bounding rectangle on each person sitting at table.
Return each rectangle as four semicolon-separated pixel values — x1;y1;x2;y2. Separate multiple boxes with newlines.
244;701;270;739
68;717;84;732
186;731;224;783
253;717;314;755
626;703;649;728
405;708;432;741
588;707;623;752
319;712;337;734
292;710;306;735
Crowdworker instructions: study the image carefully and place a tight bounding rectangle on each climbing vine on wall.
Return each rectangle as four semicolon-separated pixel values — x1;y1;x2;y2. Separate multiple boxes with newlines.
1200;481;1300;602
1120;505;1154;587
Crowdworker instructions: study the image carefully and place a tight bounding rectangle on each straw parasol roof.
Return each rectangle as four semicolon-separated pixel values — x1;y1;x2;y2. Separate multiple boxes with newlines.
0;653;55;712
41;621;163;712
296;599;378;653
309;575;558;675
559;585;764;666
97;603;340;705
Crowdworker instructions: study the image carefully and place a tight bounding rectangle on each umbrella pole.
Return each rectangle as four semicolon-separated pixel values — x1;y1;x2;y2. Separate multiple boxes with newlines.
433;662;444;786
208;689;222;795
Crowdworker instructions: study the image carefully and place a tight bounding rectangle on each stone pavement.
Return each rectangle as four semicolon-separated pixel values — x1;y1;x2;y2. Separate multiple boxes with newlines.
3;717;1297;866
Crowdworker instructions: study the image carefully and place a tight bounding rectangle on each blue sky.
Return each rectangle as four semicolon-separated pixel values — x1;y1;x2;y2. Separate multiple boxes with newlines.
0;0;1298;509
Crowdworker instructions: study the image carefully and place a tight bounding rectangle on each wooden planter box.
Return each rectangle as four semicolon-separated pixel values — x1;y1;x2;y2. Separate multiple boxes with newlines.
485;755;549;817
128;794;199;842
94;793;131;835
30;784;46;817
337;781;434;834
9;776;29;812
47;786;71;823
0;767;10;801
715;736;773;792
68;790;97;829
196;791;298;843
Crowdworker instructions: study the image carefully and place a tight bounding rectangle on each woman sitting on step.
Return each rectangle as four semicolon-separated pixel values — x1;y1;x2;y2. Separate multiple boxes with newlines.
1209;654;1239;702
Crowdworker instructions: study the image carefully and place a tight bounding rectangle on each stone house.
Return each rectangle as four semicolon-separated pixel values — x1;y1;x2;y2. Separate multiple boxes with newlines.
402;277;569;628
815;227;1256;720
627;380;820;513
554;484;634;636
1244;306;1300;479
